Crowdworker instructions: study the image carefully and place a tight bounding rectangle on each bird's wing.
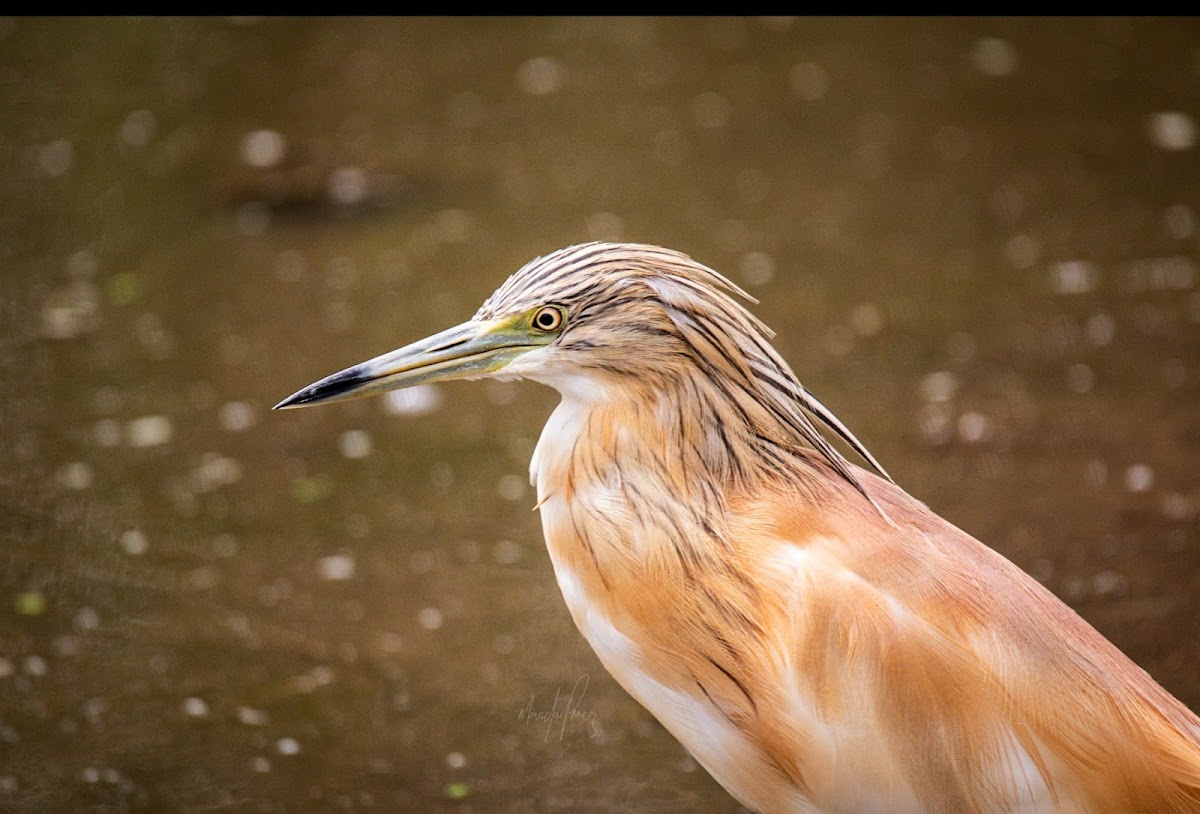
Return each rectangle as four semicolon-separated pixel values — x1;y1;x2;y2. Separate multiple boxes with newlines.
730;463;1200;813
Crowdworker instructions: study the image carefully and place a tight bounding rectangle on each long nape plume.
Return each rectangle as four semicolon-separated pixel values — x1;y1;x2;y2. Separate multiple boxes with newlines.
633;246;893;503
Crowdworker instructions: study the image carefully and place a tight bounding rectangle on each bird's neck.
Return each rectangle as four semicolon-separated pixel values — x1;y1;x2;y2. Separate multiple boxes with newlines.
528;370;851;641
529;370;822;507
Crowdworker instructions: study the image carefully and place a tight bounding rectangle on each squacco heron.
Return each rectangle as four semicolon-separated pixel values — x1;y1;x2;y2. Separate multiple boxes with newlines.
276;243;1200;813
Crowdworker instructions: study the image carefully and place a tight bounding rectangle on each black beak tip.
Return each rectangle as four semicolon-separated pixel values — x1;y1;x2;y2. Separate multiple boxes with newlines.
272;366;365;412
273;385;321;411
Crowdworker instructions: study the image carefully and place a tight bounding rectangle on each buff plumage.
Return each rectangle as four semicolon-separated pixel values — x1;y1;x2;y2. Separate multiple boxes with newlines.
278;242;1200;813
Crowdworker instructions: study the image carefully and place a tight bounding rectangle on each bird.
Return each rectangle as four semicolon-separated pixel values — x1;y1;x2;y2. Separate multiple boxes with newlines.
275;242;1200;813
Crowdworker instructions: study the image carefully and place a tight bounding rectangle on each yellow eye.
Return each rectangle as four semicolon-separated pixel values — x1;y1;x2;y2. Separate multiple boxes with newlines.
532;306;564;332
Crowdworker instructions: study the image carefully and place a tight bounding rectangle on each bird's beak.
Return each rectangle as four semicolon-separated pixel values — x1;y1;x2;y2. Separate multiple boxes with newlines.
273;318;539;410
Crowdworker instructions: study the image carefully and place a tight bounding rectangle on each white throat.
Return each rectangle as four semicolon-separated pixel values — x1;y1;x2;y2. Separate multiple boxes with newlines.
526;372;612;494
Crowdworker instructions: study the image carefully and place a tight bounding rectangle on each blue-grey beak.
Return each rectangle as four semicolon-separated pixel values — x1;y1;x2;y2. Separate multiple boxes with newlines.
273;318;541;410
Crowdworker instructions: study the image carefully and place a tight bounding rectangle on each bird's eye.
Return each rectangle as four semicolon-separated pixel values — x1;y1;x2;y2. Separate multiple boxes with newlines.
532;306;564;332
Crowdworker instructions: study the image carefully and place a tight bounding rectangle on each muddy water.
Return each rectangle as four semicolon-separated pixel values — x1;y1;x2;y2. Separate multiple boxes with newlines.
0;17;1197;812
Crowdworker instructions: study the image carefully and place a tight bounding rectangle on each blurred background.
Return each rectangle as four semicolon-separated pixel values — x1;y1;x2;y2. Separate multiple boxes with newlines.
1;16;1198;812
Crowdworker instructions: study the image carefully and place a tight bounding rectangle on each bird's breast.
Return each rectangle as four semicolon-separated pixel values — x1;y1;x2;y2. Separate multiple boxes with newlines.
537;495;820;814
531;441;831;807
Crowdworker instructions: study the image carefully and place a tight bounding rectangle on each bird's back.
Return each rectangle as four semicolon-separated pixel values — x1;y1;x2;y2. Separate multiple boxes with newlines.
722;459;1200;813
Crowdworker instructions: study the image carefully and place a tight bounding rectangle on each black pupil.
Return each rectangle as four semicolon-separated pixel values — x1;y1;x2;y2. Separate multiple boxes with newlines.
538;311;555;328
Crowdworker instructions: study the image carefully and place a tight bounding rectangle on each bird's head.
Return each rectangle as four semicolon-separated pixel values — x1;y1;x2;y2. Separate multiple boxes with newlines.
273;242;763;408
274;242;889;491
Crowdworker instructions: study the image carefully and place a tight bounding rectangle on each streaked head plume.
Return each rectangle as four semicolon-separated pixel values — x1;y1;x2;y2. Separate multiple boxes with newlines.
479;242;891;494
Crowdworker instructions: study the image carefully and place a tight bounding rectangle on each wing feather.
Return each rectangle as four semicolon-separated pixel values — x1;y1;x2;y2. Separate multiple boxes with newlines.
750;461;1200;813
